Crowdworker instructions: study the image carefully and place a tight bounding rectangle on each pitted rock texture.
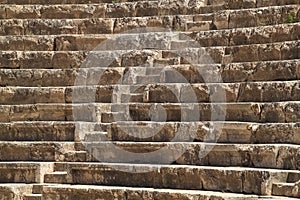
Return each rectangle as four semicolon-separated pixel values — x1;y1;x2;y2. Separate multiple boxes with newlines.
0;0;299;199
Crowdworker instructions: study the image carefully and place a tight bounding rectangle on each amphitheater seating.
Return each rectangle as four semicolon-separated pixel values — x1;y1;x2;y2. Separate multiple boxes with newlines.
0;0;299;199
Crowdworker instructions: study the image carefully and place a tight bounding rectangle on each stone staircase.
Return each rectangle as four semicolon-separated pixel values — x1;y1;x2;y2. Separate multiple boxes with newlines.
0;0;299;199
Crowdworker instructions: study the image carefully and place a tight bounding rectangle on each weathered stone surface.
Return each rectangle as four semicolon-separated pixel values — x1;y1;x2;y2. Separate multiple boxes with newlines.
0;0;299;199
41;184;282;200
127;102;299;122
47;162;296;195
0;184;33;200
0;36;54;51
0;162;53;183
0;122;75;141
272;181;300;198
78;142;300;170
0;142;56;161
0;87;66;104
2;60;297;87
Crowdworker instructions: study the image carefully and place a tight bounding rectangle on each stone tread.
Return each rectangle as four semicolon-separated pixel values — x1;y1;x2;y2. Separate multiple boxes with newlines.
0;0;297;8
0;41;299;69
0;101;299;122
0;142;76;162
106;121;300;144
47;162;300;195
0;60;298;86
0;121;298;144
0;162;53;183
0;81;298;104
0;2;226;19
0;0;158;4
74;142;300;169
0;5;299;35
0;23;299;51
41;184;299;200
0;121;76;141
1;141;300;169
272;181;300;197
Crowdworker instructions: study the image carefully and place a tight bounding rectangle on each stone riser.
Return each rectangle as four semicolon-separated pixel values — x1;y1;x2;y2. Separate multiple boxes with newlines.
0;142;84;162
0;121;298;145
0;60;298;86
1;141;299;169
0;5;299;36
23;194;42;200
272;182;300;198
0;0;297;9
75;142;300;170
2;0;300;20
0;0;157;4
126;102;299;123
50;162;297;195
0;184;34;200
40;185;295;200
0;3;224;19
0;101;298;123
106;122;300;144
0;81;298;104
0;23;300;51
1;41;298;69
0;162;53;183
0;122;75;141
0;143;56;161
0;23;299;51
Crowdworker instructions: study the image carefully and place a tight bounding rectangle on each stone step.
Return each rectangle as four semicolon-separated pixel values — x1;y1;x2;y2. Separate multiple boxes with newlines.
0;0;297;9
0;101;298;123
0;142;57;161
0;23;299;51
135;75;161;84
0;142;79;161
105;122;300;144
0;0;157;4
186;23;300;47
210;0;300;9
144;81;299;103
0;184;34;200
162;41;299;64
1;80;299;104
3;0;298;21
83;131;108;142
0;103;112;122
123;102;299;123
121;93;144;103
49;162;300;195
63;150;87;162
0;162;54;183
101;112;128;123
0;2;225;19
0;121;297;144
272;181;300;198
0;121;75;141
212;5;300;30
1;41;298;69
23;194;42;200
41;184;299;200
32;184;58;194
0;60;298;86
0;5;299;36
75;142;300;170
185;20;212;31
44;171;68;184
